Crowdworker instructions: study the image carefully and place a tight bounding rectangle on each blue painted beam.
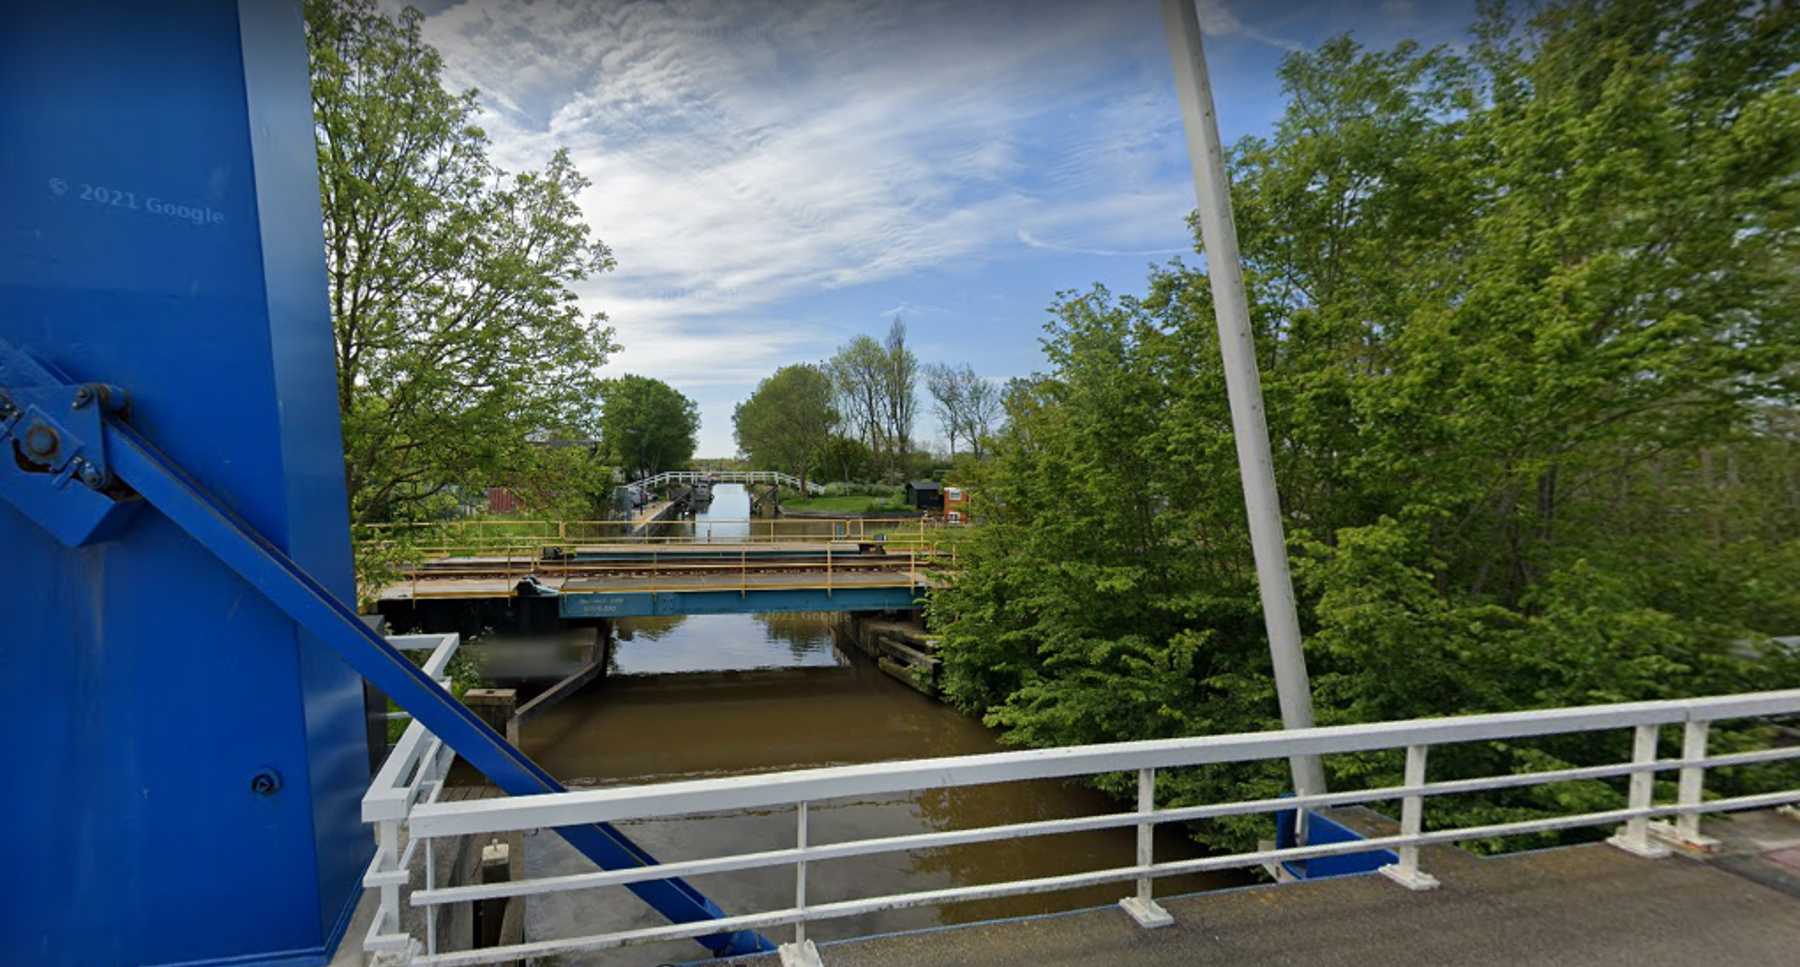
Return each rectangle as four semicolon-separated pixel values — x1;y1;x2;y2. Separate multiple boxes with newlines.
103;417;773;958
560;585;927;619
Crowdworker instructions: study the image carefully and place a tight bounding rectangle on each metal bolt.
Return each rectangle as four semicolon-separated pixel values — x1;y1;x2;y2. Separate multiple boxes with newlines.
71;386;93;409
249;768;283;796
23;424;58;458
76;461;106;489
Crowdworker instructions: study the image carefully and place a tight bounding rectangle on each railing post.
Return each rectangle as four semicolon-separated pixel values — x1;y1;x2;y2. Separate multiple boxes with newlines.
795;801;809;945
1120;766;1172;928
378;819;401;934
779;804;824;966
1380;744;1440;890
1658;719;1722;853
362;816;405;963
423;833;438;957
1608;723;1673;858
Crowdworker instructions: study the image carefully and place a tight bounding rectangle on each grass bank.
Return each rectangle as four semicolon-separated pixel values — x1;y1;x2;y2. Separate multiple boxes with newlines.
782;494;913;514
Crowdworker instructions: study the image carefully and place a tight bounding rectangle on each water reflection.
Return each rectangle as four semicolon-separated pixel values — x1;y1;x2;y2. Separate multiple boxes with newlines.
610;612;844;675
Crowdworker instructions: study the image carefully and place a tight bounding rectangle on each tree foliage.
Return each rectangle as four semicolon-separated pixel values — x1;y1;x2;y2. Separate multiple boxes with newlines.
307;0;617;524
930;0;1800;849
598;374;700;478
733;364;837;493
828;317;919;479
881;318;920;468
926;362;1004;459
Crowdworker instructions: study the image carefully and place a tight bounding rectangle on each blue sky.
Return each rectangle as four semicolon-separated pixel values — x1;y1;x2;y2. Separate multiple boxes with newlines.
408;0;1476;456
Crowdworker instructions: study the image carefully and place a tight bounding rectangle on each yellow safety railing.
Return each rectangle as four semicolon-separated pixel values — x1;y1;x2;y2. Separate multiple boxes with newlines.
358;518;968;561
368;525;959;601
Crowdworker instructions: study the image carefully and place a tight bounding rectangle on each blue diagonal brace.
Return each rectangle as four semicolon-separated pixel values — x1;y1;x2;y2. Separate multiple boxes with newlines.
103;417;773;957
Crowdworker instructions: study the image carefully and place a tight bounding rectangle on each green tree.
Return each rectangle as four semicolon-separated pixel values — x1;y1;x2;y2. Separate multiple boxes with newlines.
827;317;919;480
931;0;1800;850
828;334;890;476
881;317;920;471
927;363;1005;459
598;375;699;478
503;435;613;520
817;433;875;484
307;0;618;525
733;364;837;494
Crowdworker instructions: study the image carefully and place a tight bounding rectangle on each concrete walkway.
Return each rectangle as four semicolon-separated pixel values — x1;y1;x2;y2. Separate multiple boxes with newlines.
724;811;1800;967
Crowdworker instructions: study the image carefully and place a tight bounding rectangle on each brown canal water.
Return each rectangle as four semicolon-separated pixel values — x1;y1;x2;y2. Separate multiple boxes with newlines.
500;486;1243;964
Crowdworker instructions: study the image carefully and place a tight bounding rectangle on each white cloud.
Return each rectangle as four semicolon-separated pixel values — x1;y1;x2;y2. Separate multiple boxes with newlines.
1016;230;1188;259
1380;0;1419;22
877;301;950;319
410;0;1233;452
1197;0;1308;53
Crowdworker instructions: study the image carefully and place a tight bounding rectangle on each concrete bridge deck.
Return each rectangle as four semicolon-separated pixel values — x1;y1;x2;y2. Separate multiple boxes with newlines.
727;810;1800;967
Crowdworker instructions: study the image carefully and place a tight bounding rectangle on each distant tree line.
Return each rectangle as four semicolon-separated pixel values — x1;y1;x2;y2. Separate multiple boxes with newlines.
733;316;1008;487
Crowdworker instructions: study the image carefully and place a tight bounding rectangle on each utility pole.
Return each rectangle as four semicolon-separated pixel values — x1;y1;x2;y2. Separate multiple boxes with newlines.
1159;0;1327;800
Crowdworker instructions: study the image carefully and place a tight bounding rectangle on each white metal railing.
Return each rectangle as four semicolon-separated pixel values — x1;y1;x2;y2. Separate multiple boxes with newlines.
382;687;1800;966
361;632;464;964
637;469;802;491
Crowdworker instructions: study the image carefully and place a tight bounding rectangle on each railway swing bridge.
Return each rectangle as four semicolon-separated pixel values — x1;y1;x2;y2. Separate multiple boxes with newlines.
367;515;951;623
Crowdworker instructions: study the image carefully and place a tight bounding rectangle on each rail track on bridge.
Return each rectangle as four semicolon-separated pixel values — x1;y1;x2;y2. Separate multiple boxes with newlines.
373;539;955;622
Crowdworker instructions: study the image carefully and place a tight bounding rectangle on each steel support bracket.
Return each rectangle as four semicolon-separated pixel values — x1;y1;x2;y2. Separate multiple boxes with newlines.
0;340;142;547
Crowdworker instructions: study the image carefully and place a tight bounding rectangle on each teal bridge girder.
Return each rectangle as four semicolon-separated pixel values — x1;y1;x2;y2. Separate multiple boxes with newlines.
556;581;929;618
381;541;945;618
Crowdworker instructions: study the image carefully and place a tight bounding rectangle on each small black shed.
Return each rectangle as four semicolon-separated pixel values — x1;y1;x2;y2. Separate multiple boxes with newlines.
905;481;943;512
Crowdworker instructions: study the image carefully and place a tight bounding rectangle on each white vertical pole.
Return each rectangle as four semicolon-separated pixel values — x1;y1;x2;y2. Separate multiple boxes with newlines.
795;801;809;946
424;836;438;956
1676;720;1710;844
1136;767;1156;905
1380;744;1440;890
1120;767;1173;927
1609;724;1671;858
378;820;401;934
1159;0;1326;800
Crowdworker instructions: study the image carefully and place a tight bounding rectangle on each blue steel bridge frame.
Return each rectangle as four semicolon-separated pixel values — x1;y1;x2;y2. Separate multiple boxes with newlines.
0;3;767;965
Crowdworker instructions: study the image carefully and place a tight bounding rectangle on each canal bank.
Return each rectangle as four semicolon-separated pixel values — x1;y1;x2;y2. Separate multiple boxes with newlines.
837;612;941;696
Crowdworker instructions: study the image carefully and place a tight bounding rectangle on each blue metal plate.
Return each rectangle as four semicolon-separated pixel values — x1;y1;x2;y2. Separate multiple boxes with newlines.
0;3;366;965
